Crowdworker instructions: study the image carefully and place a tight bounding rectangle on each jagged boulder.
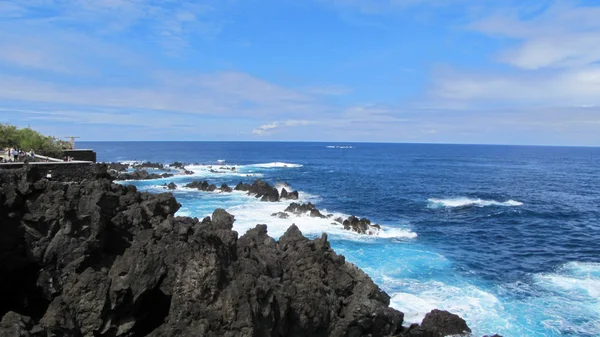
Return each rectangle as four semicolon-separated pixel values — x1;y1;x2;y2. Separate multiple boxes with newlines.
133;161;165;170
116;169;174;181
234;182;252;191
248;180;280;202
280;188;299;200
161;182;178;190
220;184;233;193
284;202;326;218
402;310;472;337
170;161;186;169
342;216;381;235
106;162;129;172
185;180;217;192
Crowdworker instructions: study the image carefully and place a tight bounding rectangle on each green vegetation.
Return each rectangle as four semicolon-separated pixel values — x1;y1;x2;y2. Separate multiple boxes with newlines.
0;123;72;158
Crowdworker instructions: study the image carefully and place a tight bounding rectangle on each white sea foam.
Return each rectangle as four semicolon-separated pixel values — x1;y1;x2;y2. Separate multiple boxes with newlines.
326;145;354;149
217;159;226;163
250;162;303;168
535;262;600;299
427;197;523;208
387;279;509;334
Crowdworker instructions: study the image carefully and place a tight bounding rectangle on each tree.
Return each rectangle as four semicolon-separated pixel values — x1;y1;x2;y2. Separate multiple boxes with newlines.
0;123;72;157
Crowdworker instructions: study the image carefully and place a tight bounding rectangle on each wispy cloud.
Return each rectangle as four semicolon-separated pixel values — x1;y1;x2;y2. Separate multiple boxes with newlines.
252;120;314;135
470;2;600;70
0;0;226;55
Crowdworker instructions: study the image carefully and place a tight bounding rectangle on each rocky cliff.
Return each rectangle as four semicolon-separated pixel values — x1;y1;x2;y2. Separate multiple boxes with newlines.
0;165;473;337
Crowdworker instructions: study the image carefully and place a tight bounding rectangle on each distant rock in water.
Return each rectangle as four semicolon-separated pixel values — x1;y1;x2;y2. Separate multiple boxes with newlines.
404;310;472;337
234;182;252;191
106;162;130;172
170;161;186;169
115;169;174;181
163;182;177;190
185;180;217;192
248;179;280;202
343;216;381;235
220;184;232;193
280;187;299;200
284;202;327;218
133;161;165;170
0;166;480;337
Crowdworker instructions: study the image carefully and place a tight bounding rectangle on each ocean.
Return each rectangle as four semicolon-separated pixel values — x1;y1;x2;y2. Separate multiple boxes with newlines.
81;141;600;337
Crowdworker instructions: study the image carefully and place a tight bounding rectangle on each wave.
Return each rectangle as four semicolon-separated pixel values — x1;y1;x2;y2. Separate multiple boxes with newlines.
250;162;303;168
427;197;523;209
386;279;506;333
326;145;354;149
535;261;600;299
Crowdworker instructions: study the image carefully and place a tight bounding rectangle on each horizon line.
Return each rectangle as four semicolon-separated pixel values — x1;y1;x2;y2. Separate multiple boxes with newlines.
77;140;600;148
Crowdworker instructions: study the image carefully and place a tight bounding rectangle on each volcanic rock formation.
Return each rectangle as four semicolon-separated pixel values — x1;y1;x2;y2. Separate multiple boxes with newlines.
0;165;476;337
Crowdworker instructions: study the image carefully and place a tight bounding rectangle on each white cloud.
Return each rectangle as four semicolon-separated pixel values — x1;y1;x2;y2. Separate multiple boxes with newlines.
470;2;600;70
0;71;325;119
430;65;600;106
252;120;314;135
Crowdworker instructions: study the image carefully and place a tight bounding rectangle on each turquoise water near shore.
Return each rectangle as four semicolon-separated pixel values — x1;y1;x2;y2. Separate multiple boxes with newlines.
83;141;600;337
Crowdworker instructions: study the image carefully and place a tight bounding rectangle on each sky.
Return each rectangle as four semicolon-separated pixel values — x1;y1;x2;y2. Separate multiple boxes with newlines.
0;0;599;145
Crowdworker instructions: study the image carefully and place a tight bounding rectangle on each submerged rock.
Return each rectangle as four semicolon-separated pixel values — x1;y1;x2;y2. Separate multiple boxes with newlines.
271;212;290;219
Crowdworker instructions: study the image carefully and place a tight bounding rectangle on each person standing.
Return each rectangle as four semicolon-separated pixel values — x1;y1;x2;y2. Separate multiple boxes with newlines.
12;148;18;162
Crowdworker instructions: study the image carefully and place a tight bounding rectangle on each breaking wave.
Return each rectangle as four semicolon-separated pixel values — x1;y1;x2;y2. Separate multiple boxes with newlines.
427;197;523;209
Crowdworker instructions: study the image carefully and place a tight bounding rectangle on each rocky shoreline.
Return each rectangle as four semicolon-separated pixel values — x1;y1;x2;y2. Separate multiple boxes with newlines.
0;164;499;336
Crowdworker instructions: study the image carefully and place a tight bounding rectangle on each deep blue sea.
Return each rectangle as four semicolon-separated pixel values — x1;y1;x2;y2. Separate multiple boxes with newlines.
81;141;600;337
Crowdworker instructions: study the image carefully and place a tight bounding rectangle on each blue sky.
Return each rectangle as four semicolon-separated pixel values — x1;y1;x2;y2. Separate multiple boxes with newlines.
0;0;599;145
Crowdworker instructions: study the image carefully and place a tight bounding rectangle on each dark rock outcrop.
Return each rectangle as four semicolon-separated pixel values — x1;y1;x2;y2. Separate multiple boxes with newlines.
0;166;478;337
116;169;174;181
403;310;471;337
185;180;217;192
133;161;165;170
0;166;413;337
170;162;186;169
220;184;233;193
164;182;177;190
343;216;381;235
106;162;130;172
280;188;299;200
234;182;251;191
284;202;326;218
248;179;280;202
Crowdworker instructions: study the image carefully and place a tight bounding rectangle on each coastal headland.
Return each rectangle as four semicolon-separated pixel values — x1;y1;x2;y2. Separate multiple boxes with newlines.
0;164;492;337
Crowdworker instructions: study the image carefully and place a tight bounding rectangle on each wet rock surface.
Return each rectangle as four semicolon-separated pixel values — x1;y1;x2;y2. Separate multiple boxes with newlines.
185;180;217;192
115;169;174;181
342;216;381;235
0;166;481;337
